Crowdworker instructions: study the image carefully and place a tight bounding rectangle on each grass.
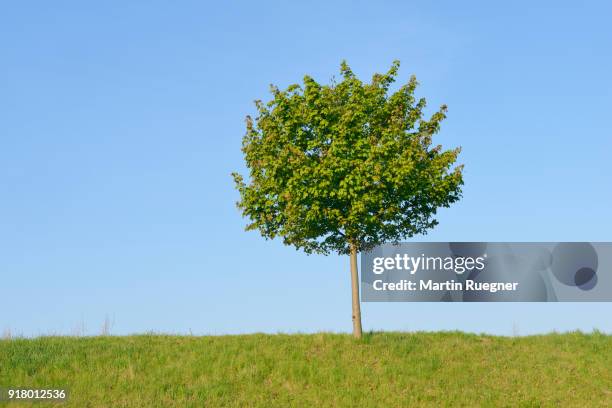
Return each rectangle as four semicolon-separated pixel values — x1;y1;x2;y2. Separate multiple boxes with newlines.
0;331;610;407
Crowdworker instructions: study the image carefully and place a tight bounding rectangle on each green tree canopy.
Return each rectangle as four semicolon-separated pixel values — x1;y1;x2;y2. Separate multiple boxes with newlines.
233;61;463;256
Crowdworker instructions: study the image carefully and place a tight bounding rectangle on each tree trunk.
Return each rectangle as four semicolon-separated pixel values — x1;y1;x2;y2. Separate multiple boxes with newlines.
349;243;363;338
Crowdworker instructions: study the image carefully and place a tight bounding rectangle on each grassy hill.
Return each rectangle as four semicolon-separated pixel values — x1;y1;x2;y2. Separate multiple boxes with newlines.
1;331;610;407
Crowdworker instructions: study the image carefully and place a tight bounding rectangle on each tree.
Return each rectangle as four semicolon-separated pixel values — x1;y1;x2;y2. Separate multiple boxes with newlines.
232;61;464;338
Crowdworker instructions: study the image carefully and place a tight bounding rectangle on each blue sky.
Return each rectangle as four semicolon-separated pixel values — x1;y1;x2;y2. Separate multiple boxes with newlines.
1;1;611;336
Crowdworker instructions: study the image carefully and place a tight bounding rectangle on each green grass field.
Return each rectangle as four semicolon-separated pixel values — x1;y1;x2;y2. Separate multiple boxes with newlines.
1;331;610;407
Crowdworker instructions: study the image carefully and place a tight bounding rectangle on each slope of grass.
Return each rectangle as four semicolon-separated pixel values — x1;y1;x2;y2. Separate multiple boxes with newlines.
0;331;610;407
